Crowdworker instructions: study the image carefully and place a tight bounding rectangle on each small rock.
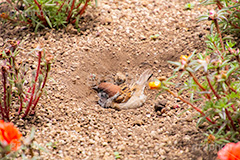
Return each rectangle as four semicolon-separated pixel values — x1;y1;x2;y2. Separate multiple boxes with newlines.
154;100;167;112
133;119;144;126
115;72;126;84
66;24;78;34
139;34;146;40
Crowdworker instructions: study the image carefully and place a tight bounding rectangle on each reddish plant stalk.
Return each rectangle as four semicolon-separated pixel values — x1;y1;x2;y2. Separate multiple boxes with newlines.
0;68;6;119
225;81;237;93
166;89;215;124
229;20;240;29
6;0;19;12
33;0;46;22
2;67;9;121
57;0;67;15
31;63;50;114
65;0;71;13
77;0;90;16
18;94;23;115
216;0;223;9
67;0;76;22
22;51;42;118
225;108;237;131
188;72;211;99
212;41;224;60
72;0;90;24
213;19;225;53
6;86;11;121
206;75;221;100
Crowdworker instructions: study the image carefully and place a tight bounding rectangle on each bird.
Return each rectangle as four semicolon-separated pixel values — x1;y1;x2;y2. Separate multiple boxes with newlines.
93;69;153;110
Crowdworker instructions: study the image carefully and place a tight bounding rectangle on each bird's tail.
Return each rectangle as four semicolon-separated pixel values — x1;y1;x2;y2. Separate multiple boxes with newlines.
135;69;153;87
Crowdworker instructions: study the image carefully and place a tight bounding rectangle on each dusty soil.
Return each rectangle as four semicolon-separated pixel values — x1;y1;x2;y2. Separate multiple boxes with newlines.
0;0;218;159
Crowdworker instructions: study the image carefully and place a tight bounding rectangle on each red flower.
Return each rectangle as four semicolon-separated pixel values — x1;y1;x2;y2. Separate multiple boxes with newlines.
217;142;240;160
0;120;22;151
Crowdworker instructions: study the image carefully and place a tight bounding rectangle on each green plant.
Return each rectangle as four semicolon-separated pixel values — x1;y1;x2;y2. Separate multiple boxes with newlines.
184;3;194;10
114;152;121;159
150;34;160;40
1;0;97;32
150;9;240;144
0;40;53;121
199;0;240;33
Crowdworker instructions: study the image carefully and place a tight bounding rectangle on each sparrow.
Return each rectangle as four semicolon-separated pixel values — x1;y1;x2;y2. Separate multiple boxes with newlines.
93;69;153;110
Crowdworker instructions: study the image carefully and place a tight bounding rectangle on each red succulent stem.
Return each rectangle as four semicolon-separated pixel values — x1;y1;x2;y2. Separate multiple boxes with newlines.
206;75;221;100
231;104;236;111
225;108;236;131
57;0;67;15
66;0;71;13
33;0;46;22
188;72;211;99
17;94;23;115
216;0;223;9
212;41;224;60
72;0;90;24
22;51;42;118
77;0;90;16
67;0;76;22
6;0;19;12
2;67;9;121
31;63;50;114
213;19;225;53
6;86;11;121
225;81;237;94
229;20;240;29
0;68;6;119
166;89;215;124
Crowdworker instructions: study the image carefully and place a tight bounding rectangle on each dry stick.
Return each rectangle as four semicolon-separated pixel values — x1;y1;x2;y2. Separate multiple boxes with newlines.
188;71;211;99
206;75;221;100
31;63;50;114
225;108;237;131
22;51;42;118
67;0;76;22
166;89;216;124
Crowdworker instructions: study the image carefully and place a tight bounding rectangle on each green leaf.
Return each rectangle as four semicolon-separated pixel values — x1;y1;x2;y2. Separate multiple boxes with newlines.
168;61;181;66
95;0;98;7
45;16;52;28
